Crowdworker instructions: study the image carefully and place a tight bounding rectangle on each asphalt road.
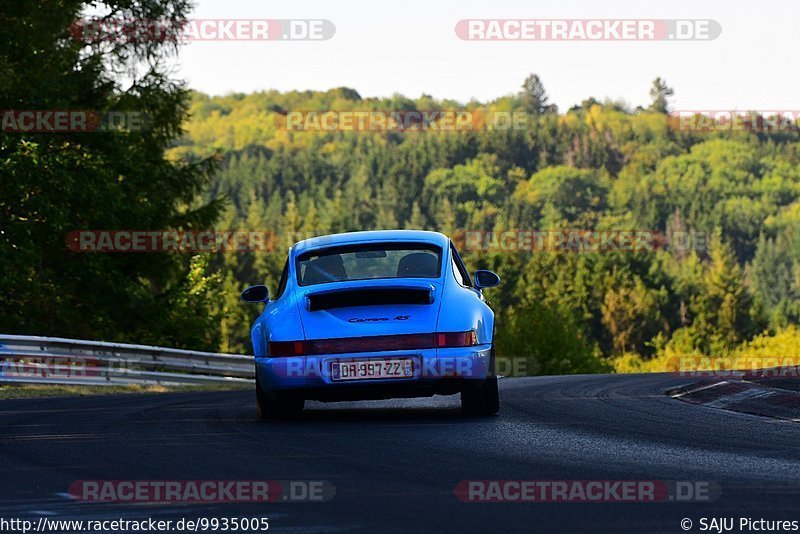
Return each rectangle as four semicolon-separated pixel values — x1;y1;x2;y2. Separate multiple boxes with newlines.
1;374;799;533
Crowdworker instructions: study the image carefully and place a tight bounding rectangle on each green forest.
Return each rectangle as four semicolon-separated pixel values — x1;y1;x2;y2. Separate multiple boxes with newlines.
3;1;800;376
167;78;800;374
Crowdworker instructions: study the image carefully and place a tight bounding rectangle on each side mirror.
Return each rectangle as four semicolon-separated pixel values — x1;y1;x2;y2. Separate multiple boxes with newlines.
473;270;501;289
241;285;269;303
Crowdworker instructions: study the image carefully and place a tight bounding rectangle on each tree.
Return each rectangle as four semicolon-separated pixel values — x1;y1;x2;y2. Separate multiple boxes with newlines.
601;277;664;354
0;1;223;349
216;271;256;354
684;231;756;353
648;77;674;114
423;154;504;229
514;166;607;226
405;203;426;230
497;300;609;376
520;74;557;115
749;233;798;327
57;64;796;362
375;182;399;229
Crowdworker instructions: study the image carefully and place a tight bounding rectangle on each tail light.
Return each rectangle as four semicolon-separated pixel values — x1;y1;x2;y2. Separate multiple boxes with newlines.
267;330;477;357
436;331;477;348
268;340;308;357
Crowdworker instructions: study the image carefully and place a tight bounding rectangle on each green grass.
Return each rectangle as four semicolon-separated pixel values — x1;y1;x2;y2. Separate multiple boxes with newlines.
0;382;252;399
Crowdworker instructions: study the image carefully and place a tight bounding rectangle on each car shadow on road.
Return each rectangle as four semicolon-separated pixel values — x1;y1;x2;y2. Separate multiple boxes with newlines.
258;403;486;424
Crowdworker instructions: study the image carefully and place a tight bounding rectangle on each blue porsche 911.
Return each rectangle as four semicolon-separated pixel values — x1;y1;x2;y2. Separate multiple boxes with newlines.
241;230;501;419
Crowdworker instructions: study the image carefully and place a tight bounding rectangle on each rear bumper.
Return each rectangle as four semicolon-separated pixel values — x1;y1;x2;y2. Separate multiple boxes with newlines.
255;344;492;402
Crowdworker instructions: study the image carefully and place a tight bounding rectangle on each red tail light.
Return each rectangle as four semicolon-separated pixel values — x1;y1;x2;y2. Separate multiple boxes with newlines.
268;340;308;357
436;331;477;348
267;331;477;357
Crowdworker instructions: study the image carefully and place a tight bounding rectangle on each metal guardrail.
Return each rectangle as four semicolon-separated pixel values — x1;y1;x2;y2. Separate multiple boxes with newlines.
0;334;254;386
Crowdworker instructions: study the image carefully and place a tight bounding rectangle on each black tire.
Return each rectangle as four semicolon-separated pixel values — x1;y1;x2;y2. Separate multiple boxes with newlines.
461;374;500;416
256;376;305;420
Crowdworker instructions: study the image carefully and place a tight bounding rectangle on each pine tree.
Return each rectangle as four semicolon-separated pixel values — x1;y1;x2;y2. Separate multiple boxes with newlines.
689;231;754;352
520;74;556;115
405;203;426;230
648;77;674;114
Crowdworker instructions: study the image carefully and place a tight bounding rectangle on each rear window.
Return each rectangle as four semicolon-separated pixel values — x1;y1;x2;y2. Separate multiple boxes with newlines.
296;243;442;286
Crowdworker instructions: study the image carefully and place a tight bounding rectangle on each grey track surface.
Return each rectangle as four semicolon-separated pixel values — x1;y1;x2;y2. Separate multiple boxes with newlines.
1;374;799;533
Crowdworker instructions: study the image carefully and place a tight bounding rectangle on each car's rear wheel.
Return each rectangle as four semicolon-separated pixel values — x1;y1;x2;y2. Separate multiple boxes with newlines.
461;374;500;416
256;375;305;420
461;349;500;416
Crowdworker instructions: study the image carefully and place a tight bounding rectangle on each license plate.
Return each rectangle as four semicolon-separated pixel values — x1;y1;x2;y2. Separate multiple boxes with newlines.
331;359;414;381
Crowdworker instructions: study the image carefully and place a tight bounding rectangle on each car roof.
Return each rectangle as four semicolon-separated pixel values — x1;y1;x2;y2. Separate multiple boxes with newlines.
291;230;450;255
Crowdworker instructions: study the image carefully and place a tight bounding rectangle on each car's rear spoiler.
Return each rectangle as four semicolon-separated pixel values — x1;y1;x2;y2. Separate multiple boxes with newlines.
304;283;436;312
